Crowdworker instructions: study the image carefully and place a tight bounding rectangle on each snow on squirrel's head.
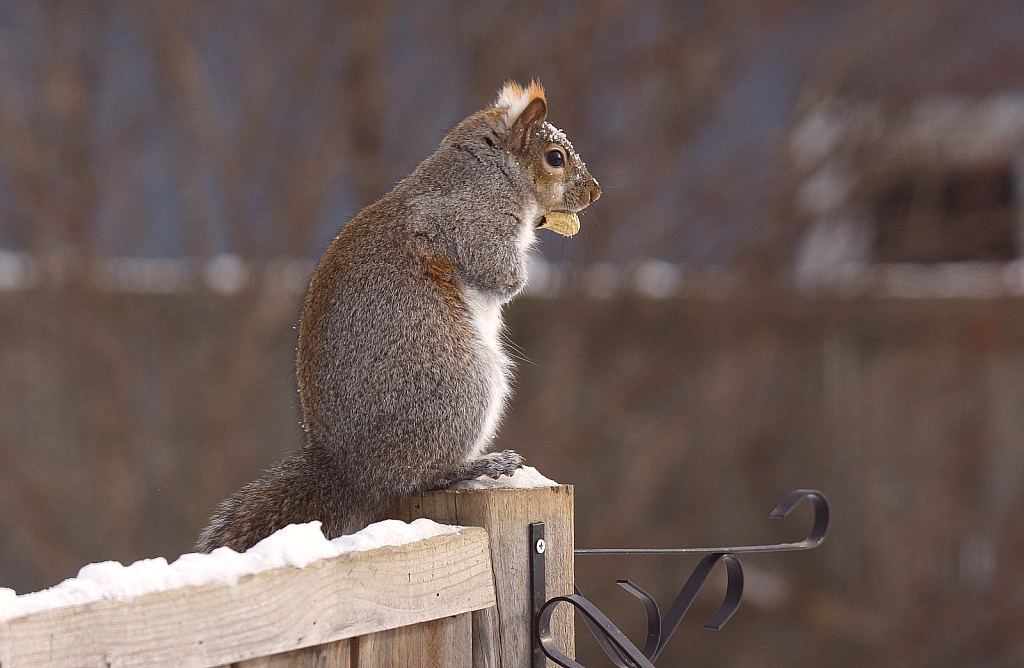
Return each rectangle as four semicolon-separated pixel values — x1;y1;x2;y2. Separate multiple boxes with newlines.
494;80;546;129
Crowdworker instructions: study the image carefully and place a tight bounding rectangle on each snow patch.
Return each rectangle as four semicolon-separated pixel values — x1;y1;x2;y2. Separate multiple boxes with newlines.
452;465;558;489
0;518;460;623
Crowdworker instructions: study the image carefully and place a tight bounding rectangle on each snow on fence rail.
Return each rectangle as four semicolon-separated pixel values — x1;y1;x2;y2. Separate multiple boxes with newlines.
0;485;576;668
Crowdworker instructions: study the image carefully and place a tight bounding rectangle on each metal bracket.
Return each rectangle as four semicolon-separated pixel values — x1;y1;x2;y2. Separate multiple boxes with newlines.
530;489;830;668
531;522;548;668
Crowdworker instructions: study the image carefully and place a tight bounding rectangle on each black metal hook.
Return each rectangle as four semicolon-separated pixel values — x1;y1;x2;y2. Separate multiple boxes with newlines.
767;488;830;550
538;592;656;668
573;488;830;556
533;489;830;667
617;551;744;663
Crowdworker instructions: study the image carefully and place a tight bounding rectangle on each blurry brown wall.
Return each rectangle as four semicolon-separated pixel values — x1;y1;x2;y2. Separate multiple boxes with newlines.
2;291;1023;666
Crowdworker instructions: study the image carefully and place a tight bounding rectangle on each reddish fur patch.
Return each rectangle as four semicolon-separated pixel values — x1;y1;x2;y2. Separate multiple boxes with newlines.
423;255;474;348
425;255;459;301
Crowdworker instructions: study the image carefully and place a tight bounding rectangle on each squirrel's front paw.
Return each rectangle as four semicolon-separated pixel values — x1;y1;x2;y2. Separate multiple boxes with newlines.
468;450;525;479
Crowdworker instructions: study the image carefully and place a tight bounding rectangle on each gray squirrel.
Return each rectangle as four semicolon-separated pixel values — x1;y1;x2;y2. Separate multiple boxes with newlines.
196;81;600;553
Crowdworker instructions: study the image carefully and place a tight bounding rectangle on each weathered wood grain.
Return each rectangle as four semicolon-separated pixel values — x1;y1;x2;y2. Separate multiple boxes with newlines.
388;486;575;668
233;639;350;668
353;613;471;668
0;528;494;668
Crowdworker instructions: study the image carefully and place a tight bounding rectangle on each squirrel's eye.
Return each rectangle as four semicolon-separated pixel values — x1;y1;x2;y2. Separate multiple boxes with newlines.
545;149;565;168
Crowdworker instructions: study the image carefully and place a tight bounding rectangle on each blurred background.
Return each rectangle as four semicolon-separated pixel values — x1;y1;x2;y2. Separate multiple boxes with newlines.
1;0;1024;665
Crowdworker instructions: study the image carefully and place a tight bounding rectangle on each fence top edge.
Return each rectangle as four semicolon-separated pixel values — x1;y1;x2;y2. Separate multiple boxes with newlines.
0;524;491;628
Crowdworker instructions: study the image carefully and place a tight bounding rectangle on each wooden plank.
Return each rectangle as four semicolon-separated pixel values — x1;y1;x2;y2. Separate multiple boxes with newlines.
233;638;350;668
389;486;575;668
0;528;494;668
352;613;471;668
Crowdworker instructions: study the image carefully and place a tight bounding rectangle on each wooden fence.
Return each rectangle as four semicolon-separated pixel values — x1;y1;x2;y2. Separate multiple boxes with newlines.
0;486;574;668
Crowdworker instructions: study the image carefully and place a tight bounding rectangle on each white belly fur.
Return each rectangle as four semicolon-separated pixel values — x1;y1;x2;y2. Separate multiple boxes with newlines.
460;203;537;459
462;287;512;459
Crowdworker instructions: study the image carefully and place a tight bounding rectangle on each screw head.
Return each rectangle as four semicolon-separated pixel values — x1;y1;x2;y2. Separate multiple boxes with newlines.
536;538;546;554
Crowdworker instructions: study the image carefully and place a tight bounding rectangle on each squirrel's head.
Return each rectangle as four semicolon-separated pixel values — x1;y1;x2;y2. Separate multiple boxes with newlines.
493;80;601;237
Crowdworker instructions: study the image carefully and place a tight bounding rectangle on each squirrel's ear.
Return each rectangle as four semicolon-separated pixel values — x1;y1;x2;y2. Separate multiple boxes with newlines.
506;96;547;155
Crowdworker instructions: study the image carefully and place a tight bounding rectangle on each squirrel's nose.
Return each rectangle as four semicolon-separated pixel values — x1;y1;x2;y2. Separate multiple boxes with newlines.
588;184;601;203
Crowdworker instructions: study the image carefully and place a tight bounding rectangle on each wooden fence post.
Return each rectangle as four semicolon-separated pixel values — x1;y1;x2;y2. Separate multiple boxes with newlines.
388;485;574;668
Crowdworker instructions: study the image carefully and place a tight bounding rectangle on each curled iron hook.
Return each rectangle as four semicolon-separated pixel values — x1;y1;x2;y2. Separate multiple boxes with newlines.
767;488;830;549
617;552;744;662
539;555;745;667
536;490;831;667
574;489;830;555
538;592;656;668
